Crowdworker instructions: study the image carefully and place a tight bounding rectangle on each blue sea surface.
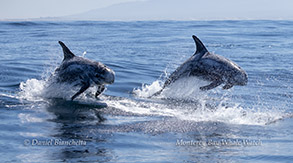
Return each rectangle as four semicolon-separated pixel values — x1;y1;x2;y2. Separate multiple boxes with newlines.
0;20;293;162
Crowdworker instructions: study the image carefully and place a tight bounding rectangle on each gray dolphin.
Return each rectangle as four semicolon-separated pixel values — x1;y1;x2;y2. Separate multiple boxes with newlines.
52;41;115;100
154;35;247;96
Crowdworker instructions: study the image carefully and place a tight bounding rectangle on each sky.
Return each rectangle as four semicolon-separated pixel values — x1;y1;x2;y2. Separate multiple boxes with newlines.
0;0;292;20
0;0;142;19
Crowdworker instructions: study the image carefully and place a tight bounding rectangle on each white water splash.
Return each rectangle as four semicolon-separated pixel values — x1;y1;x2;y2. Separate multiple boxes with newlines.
133;80;163;98
105;93;287;126
130;77;288;125
133;76;209;99
18;75;289;126
19;79;46;101
82;51;87;57
18;78;98;102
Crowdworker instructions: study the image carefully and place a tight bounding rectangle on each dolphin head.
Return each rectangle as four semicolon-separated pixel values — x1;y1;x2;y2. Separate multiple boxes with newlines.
230;69;248;86
92;63;115;85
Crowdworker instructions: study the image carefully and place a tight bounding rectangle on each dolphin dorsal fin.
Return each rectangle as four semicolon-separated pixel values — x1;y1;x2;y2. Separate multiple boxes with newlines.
58;41;75;60
192;35;208;55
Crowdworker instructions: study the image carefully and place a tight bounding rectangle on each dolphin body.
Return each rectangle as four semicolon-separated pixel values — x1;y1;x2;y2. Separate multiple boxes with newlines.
51;41;115;100
154;35;247;96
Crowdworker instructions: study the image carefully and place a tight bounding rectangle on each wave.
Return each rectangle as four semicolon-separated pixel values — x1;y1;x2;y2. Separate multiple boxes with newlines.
5;21;40;26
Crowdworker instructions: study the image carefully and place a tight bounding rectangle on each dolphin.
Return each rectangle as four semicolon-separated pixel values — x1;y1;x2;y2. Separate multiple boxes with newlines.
51;41;115;100
153;35;248;96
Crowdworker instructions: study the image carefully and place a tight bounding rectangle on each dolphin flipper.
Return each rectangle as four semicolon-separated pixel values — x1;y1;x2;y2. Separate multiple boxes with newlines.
95;85;105;98
223;83;233;89
200;80;223;91
71;81;90;100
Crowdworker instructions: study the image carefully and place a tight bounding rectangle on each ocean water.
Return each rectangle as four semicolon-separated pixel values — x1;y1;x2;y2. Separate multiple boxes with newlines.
0;20;292;162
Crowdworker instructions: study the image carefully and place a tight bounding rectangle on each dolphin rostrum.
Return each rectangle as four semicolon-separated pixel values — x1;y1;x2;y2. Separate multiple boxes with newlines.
52;41;115;100
153;35;248;96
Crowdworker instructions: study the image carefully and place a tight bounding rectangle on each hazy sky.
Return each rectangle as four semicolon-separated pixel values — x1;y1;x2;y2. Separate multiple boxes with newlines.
0;0;292;20
0;0;142;19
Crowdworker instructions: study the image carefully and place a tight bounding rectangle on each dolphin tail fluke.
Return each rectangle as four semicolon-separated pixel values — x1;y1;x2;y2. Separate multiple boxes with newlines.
192;35;208;54
58;41;75;60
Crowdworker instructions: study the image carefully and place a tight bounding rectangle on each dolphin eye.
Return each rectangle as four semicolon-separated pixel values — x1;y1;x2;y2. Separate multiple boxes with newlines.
101;68;108;74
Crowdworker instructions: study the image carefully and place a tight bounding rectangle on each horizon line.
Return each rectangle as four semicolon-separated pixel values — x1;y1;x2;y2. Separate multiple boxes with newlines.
1;17;293;22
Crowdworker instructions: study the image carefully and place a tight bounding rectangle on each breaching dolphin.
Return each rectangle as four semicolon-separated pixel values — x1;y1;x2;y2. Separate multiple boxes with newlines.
51;41;115;100
154;35;247;96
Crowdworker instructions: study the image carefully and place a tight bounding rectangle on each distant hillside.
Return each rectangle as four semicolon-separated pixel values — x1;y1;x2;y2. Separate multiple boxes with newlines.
66;0;293;21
